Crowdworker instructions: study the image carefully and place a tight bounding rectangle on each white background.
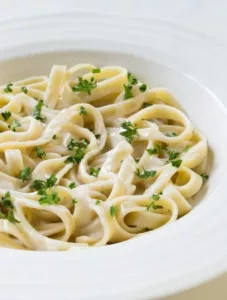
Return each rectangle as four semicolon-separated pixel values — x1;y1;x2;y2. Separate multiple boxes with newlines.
1;0;227;299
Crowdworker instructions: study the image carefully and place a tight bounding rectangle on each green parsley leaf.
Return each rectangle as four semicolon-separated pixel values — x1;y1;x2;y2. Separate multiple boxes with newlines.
127;73;138;85
39;191;60;205
72;77;97;95
8;120;21;132
183;145;190;152
135;168;156;179
33;100;46;122
171;159;182;168
95;200;101;205
35;146;46;159
140;84;147;92
4;83;13;93
201;173;209;180
167;150;180;161
146;147;158;155
79;106;88;115
1;111;11;121
30;179;46;193
18;167;31;181
166;132;177;137
152;194;160;201
46;175;57;188
2;192;13;209
7;210;20;223
95;134;101;139
92;68;101;73
147;202;163;211
67;138;88;151
72;198;77;204
124;84;133;100
69;182;76;189
89;167;100;177
110;205;117;217
120;121;138;143
65;147;85;164
52;134;57;140
142;102;152;108
21;86;28;94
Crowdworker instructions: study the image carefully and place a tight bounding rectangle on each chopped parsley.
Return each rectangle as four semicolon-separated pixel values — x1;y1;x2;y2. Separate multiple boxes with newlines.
110;205;117;217
39;191;60;205
95;200;101;205
152;194;160;201
30;174;57;195
89;167;100;177
140;84;147;92
8;119;21;132
201;173;209;180
95;134;101;139
183;145;190;152
79;106;88;115
21;86;28;94
146;143;164;156
46;174;57;188
4;83;13;93
52;134;57;140
18;167;31;181
65;147;86;164
35;146;46;159
92;68;101;73
120;121;138;143
127;73;138;85
135;168;156;179
69;182;76;189
0;192;20;223
67;138;88;151
124;84;133;100
1;111;11;121
72;198;77;204
166;132;177;137
171;159;182;168
33;100;46;122
72;77;97;95
167;150;180;161
147;194;163;210
142;102;152;108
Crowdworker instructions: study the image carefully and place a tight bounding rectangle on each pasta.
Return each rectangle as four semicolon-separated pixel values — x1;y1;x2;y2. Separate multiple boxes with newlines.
0;64;208;251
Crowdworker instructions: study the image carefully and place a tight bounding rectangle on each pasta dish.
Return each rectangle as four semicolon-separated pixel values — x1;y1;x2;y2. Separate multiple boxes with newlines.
0;64;208;250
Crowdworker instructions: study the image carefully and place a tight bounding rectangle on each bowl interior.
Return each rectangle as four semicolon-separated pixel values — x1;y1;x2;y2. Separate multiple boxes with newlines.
1;49;227;208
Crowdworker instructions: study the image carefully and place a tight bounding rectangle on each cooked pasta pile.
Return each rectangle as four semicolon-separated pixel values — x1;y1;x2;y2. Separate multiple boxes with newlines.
0;64;208;250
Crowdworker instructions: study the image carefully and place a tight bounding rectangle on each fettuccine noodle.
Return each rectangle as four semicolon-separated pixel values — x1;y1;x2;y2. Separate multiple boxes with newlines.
0;64;208;250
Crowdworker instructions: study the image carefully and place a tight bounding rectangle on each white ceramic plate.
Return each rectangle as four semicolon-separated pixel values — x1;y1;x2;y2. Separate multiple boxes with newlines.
1;12;227;300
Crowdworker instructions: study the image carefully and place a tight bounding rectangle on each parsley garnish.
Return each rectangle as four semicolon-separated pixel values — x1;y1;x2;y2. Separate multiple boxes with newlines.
8;120;21;132
124;84;133;100
166;132;177;137
201;173;209;180
110;205;117;217
4;83;13;93
31;174;57;195
95;134;101;139
127;73;138;85
183;145;190;152
69;182;76;189
92;68;101;73
18;167;31;181
53;134;57;139
1;111;11;121
167;150;180;161
67;138;88;151
152;194;160;201
65;147;85;164
142;102;152;108
171;159;182;168
72;199;77;204
79;106;88;115
146;143;164;156
120;121;138;143
140;84;147;92
39;191;60;205
147;194;163;210
89;167;100;177
135;168;156;179
33;100;46;122
72;77;97;95
95;200;101;205
35;146;46;159
0;192;20;223
21;86;28;94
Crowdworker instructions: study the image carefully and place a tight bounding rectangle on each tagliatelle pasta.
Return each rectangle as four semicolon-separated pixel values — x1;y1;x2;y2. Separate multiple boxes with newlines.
0;64;208;250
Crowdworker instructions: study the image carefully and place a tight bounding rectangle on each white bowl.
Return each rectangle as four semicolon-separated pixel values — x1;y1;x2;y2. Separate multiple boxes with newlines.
1;12;227;300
